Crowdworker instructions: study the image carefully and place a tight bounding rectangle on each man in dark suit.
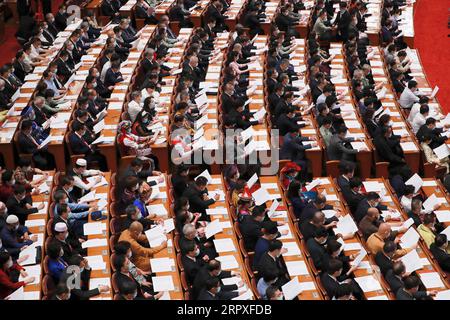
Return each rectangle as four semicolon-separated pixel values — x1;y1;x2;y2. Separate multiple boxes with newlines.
197;277;221;300
396;275;434;300
239;206;266;251
101;0;121;23
268;84;284;114
336;162;355;199
416;117;447;149
276;107;304;136
206;1;227;32
45;13;59;37
306;227;329;271
56;51;73;83
333;1;351;41
18;120;50;169
181;240;205;284
192;260;240;299
5;185;41;225
135;0;158;24
354;191;387;223
385;261;408;294
243;8;263;38
280;130;316;179
104;61;124;88
182;177;218;217
327;126;358;163
55;4;68;31
344;178;365;214
13;51;27;83
320;258;362;300
430;234;450;272
256;240;290;287
374;126;409;176
299;194;333;224
374;241;396;275
221;80;243;114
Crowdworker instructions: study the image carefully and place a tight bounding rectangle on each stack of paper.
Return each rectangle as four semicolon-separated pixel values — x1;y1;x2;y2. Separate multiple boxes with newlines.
150;257;175;273
145;225;167;247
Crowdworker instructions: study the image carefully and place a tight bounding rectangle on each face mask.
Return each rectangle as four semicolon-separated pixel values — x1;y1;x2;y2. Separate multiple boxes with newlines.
67;187;73;193
276;295;283;300
64;233;69;240
142;118;149;124
127;251;132;259
216;287;221;293
80;267;85;273
65;293;71;300
136;212;142;220
195;248;200;256
14;225;19;231
132;291;138;299
0;239;2;248
64;198;69;204
60;249;64;257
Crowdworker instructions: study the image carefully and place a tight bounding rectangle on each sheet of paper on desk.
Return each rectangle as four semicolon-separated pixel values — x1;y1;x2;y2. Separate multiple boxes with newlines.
24;219;45;228
282;277;303;300
402;218;415;229
216;254;239;270
282;242;301;256
343;242;362;252
354;275;382;292
335;214;358;235
152;275;175;292
422;180;437;187
19;264;41;285
277;224;293;240
423;194;439;212
150;257;175;273
241;126;255;143
6;286;24;300
83;222;107;236
146;204;168;217
81;238;108;249
213;238;236;253
322;192;338;201
400;227;420;248
267;199;280;218
434;210;450;223
89;277;110;290
19;246;37;266
440;226;450;239
362;181;383;192
400;141;417;151
205;219;223;239
435;289;450;300
232;289;253;300
351;248;367;267
222;277;242;286
23;291;40;300
285;260;309;276
87;176;109;189
433;144;450;160
162;218;175;234
252;187;271;206
405;173;423;193
85;256;106;270
368;295;389;300
401;249;423;273
209;189;225;202
321;210;336;219
419;272;445;289
206;207;228;216
79;191;96;203
305;178;324;191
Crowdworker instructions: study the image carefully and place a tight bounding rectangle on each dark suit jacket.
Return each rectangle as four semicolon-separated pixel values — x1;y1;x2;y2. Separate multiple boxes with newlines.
59;269;100;300
374;251;394;275
18;132;38;155
197;289;219;300
68;132;91;155
182;183;215;216
430;243;450;272
192;267;237;299
354;199;387;223
104;69;124;88
306;237;327;271
55;12;68;31
280;133;312;163
385;269;404;293
181;254;204;285
239;215;263;251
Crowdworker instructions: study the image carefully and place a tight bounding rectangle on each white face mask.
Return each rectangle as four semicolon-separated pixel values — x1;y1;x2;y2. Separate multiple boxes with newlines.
6;259;13;269
127;251;132;259
275;294;284;300
136;212;142;220
194;248;200;256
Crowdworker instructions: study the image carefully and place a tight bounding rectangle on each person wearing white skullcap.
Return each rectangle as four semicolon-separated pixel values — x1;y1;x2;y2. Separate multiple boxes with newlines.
51;222;76;262
66;158;104;196
0;214;37;259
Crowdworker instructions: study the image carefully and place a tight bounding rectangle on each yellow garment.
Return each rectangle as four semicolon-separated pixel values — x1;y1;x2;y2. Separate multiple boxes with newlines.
417;224;435;248
366;233;410;259
118;229;166;272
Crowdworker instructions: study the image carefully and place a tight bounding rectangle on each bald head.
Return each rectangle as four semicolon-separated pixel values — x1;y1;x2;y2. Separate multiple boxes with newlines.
312;211;325;224
129;221;143;237
377;223;391;239
0;201;6;216
367;208;379;220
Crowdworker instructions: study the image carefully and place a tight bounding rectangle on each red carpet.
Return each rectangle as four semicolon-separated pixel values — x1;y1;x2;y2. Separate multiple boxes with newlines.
414;0;450;113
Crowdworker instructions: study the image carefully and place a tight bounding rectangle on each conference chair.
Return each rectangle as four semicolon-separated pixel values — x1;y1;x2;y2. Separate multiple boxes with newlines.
325;160;340;178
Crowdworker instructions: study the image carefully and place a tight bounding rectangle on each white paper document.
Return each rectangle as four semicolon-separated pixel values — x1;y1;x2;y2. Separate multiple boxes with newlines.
285;260;309;276
354;275;382;292
150;257;176;273
405;173;423;193
419;272;445;289
401;249;424;273
282;277;303;300
213;238;236;253
152;275;175;291
400;227;420;248
216;254;239;270
205;219;223;239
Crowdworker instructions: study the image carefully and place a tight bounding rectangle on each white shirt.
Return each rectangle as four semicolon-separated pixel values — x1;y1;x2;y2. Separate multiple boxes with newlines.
101;60;111;82
412;112;426;134
399;87;420;109
408;102;421;123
